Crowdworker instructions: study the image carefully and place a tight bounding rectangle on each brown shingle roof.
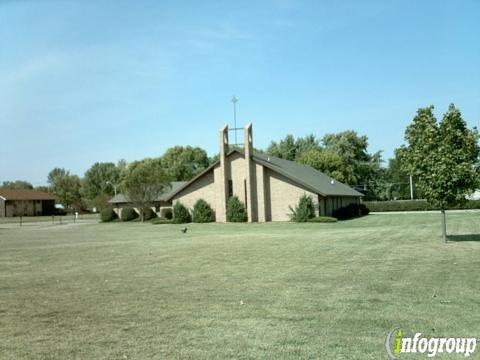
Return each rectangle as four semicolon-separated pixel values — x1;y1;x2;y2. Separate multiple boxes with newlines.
0;189;55;201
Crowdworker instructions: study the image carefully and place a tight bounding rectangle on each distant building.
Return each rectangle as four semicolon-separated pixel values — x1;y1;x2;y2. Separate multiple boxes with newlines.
108;181;187;218
165;124;364;222
0;189;55;217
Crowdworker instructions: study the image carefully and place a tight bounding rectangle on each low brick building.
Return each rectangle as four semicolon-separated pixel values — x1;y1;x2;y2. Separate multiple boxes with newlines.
0;189;56;217
108;181;187;218
166;124;364;222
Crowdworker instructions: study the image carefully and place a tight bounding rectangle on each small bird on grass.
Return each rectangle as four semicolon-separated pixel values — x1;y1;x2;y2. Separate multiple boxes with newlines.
181;227;188;233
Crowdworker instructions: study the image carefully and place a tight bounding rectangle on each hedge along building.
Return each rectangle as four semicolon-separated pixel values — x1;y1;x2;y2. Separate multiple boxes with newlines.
166;124;364;222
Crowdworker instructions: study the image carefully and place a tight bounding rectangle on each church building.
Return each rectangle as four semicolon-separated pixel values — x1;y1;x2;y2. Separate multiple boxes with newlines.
166;124;363;222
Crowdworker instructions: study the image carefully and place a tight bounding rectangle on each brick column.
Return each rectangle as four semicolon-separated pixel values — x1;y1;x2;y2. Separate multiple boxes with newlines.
244;123;255;222
217;125;229;222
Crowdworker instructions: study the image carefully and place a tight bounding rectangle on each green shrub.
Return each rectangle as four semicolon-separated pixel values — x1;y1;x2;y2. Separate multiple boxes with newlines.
332;203;369;220
289;194;315;222
152;218;173;225
307;216;338;223
163;208;173;219
121;207;138;221
100;208;117;222
192;199;215;223
173;202;192;224
364;199;480;212
141;207;157;221
226;196;247;222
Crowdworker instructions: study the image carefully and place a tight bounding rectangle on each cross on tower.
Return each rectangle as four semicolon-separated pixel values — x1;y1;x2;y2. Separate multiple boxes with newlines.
229;95;243;146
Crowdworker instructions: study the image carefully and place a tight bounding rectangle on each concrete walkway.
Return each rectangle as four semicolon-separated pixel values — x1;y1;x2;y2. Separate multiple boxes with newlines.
371;209;480;214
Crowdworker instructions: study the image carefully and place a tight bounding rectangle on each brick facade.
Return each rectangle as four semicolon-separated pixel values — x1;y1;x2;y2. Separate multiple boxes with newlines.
170;124;362;222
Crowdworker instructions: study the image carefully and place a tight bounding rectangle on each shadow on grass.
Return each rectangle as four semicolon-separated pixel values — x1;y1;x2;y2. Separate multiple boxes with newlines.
448;234;480;242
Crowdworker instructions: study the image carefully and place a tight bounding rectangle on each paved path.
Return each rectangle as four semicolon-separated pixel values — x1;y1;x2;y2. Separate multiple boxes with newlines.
371;209;480;214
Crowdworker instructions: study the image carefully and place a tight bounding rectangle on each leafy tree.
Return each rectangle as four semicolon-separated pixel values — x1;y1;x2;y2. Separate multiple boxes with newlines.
267;131;383;199
400;104;480;242
47;168;82;209
384;148;420;200
226;196;247;222
266;134;321;161
89;193;112;212
122;158;170;222
289;194;315;222
297;149;349;183
161;146;209;181
322;130;382;187
1;180;33;189
35;186;50;193
82;162;121;200
192;199;215;223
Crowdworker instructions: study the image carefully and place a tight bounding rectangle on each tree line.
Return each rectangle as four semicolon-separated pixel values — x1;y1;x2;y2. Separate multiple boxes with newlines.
2;104;478;226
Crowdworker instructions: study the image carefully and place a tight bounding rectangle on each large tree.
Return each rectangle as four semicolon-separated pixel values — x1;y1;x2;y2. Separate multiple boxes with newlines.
297;148;347;182
267;131;384;199
400;105;480;242
1;180;33;189
384;148;420;200
122;158;170;222
82;162;121;200
161;146;209;181
266;134;321;161
322;130;382;187
47;168;82;209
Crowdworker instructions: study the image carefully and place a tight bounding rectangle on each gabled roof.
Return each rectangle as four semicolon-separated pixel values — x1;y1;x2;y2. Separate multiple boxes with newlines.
108;181;187;204
0;189;55;201
165;149;363;200
252;152;363;197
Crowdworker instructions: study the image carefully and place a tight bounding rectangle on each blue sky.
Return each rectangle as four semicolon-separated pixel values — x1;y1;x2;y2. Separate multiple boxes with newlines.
1;0;479;185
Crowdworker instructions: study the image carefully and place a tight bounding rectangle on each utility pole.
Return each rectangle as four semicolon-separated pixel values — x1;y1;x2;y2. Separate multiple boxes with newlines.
231;95;238;145
107;181;117;197
409;175;414;200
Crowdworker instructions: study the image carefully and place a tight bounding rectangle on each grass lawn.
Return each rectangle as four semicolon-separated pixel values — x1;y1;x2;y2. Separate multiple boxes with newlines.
1;213;480;359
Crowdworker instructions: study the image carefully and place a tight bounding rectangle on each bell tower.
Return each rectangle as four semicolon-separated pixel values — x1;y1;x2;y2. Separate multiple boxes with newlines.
244;123;255;222
217;125;229;222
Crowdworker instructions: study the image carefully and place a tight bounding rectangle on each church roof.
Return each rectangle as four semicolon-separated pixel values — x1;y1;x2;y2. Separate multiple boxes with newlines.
108;181;188;204
0;189;55;201
165;149;363;201
251;152;363;197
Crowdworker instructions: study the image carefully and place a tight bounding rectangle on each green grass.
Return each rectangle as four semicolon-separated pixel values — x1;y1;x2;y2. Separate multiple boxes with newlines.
1;213;480;359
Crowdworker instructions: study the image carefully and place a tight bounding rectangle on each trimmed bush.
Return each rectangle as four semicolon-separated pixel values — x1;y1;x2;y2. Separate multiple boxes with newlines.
192;199;215;223
141;207;157;221
364;199;480;212
289;194;315;222
163;208;173;220
121;207;138;221
100;208;117;222
226;196;247;222
332;203;369;220
173;202;192;224
152;218;173;225
307;216;338;223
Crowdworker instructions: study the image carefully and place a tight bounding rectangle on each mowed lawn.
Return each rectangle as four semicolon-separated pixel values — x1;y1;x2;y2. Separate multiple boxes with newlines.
1;213;480;359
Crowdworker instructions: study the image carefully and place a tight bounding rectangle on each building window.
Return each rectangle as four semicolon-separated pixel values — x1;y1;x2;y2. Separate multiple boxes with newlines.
228;180;233;198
